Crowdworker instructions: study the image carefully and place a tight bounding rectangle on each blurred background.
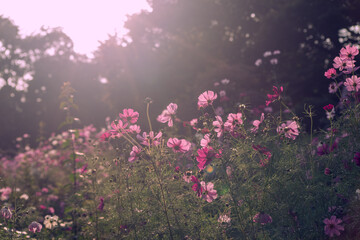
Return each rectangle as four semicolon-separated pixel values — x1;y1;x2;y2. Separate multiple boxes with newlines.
0;0;360;154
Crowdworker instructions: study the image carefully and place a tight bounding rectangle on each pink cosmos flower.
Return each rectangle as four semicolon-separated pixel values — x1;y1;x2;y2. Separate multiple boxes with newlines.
251;113;264;133
191;176;203;197
324;68;337;79
100;131;111;141
252;145;272;166
200;181;218;202
198;91;217;109
344;75;360;92
328;82;341;94
128;146;141;162
28;221;42;233
111;120;128;132
277;121;299;140
266;86;283;106
323;215;344;238
137;131;162;146
224;113;243;132
213;116;224;137
200;134;211;148
323;104;334;111
340;44;359;60
218;214;231;223
119;109;139;124
167;138;191;153
196;147;216;170
353;152;360;166
0;187;12;201
128;125;141;134
221;78;230;85
0;206;12;219
97;197;104;211
157;103;178;127
253;212;273;225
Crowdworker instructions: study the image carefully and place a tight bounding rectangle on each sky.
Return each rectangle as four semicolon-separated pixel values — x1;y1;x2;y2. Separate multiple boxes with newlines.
0;0;151;57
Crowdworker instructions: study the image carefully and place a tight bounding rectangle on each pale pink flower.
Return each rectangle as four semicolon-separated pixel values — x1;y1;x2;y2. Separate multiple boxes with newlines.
213;116;224;137
277;121;299;140
137;131;162;146
218;214;231;223
221;78;230;85
119;109;139;124
110;120;128;132
324;68;337;79
167;138;191;153
255;59;262;66
328;82;340;94
198;91;217;109
200;134;211;148
0;187;12;201
251;113;264;133
190;118;198;127
128;146;141;162
340;44;359;60
344;75;360;92
157;103;178;127
200;181;218;203
323;215;344;238
128;125;141;134
224;113;243;132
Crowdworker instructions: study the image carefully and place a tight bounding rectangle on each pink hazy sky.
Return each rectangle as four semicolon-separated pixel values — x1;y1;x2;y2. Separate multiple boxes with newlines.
1;0;151;57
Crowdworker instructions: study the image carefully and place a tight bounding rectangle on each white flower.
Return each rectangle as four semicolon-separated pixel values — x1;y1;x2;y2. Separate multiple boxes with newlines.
44;215;59;229
20;194;29;200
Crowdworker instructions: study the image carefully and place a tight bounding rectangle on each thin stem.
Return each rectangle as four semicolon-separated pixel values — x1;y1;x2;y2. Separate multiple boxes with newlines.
146;103;153;133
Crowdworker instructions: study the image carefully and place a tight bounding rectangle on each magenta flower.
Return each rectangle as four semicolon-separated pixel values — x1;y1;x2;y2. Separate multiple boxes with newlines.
128;146;141;162
200;181;218;203
324;68;337;79
191;176;203;197
100;131;111;141
340;44;359;60
344;76;360;92
196;147;216;170
167;138;191;153
157;103;178;127
97;197;104;211
253;212;273;225
266;86;283;106
119;109;139;124
137;131;162;146
251;113;264;133
323;215;344;238
323;104;334;111
324;168;331;175
277;121;299;140
353;152;360;166
252;145;272;166
213;116;224;137
198;91;217;109
28;221;42;233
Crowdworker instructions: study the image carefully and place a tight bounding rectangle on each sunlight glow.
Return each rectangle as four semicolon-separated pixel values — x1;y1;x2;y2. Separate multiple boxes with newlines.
1;0;151;57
